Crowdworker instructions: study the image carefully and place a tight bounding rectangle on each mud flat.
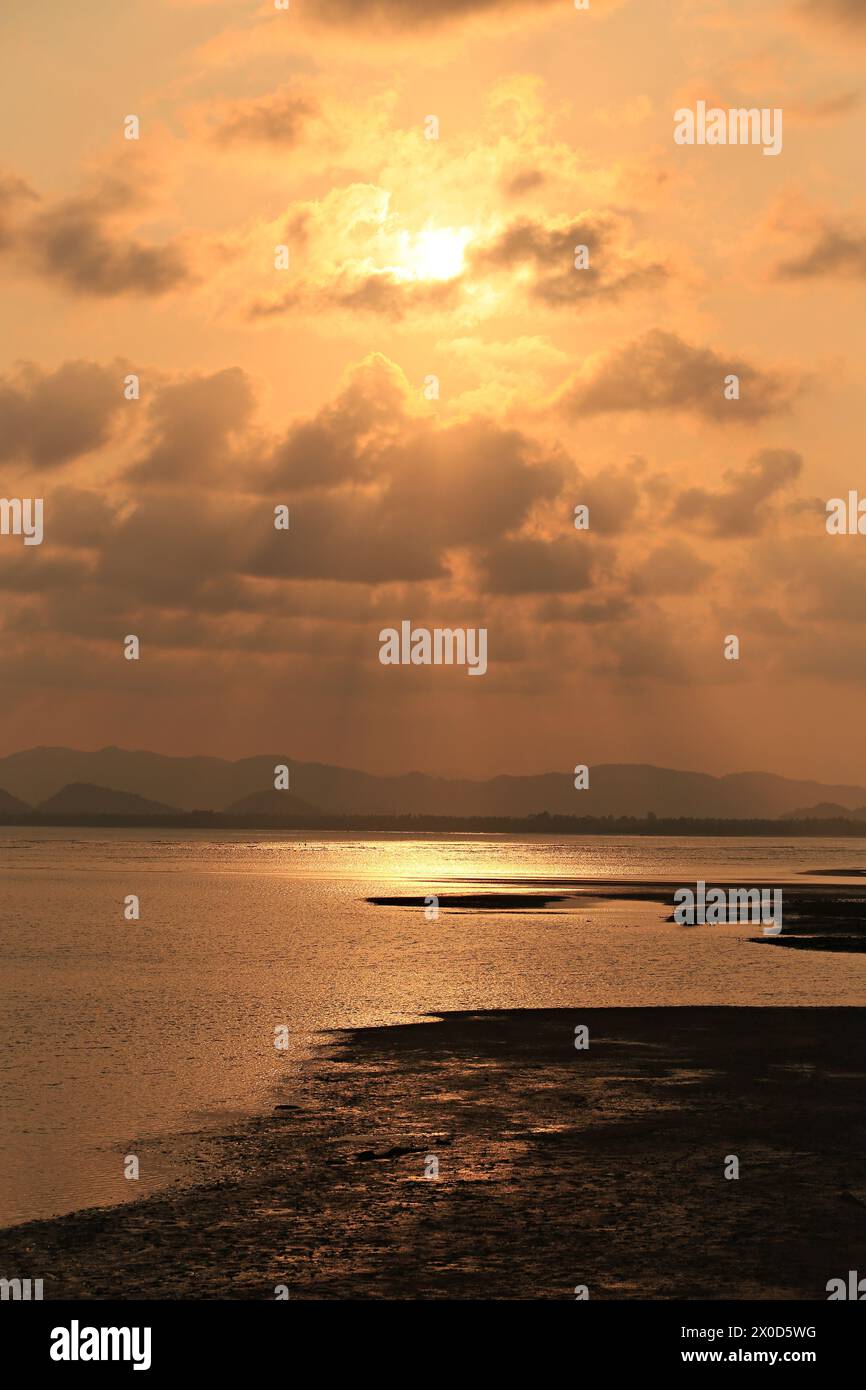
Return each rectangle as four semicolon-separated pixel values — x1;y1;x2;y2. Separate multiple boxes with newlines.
370;882;866;950
1;1008;864;1300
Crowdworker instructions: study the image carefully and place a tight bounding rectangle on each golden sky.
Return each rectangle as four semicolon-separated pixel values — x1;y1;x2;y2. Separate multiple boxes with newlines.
1;0;865;780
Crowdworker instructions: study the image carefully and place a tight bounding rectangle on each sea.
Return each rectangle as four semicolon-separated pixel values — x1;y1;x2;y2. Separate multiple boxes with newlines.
1;828;865;1227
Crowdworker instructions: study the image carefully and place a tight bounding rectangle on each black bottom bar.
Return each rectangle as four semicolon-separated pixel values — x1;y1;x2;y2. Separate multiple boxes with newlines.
4;1298;860;1375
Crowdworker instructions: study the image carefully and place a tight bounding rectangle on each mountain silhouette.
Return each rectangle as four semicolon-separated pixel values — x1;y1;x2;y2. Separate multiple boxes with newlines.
3;747;866;820
780;802;866;821
36;782;181;816
0;786;31;814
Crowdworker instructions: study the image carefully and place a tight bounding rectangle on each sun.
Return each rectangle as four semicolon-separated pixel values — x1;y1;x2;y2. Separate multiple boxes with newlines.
391;227;472;282
412;228;470;280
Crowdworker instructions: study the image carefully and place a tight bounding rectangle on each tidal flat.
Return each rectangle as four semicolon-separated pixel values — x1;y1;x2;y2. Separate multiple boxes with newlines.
1;1007;864;1300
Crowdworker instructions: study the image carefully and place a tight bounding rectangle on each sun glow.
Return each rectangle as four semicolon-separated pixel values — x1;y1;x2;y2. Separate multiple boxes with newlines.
392;227;472;282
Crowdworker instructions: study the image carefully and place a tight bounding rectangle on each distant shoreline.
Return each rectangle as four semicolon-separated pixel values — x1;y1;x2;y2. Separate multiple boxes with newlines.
2;811;866;835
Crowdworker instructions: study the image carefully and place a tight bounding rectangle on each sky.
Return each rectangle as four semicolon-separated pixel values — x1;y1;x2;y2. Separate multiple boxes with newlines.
1;0;865;780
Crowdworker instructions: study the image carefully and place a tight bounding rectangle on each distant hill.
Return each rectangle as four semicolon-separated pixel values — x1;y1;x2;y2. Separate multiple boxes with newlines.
781;802;866;821
36;783;181;816
3;747;866;821
223;790;318;816
0;787;31;813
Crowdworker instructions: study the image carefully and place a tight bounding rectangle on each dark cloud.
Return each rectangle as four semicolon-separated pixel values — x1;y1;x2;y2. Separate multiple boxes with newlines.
88;491;444;600
94;494;252;610
263;355;563;550
0;346;813;704
479;536;596;594
46;487;120;548
314;0;559;27
0;552;90;595
249;210;664;323
598;616;685;680
0;172;38;250
774;218;866;280
502;168;547;198
556;329;794;421
793;0;866;32
574;460;645;535
763;538;866;626
25;177;189;298
537;594;635;625
628;541;713;595
671;449;802;536
381;420;563;547
22;353;567;603
212;90;319;147
264;355;412;491
0;360;125;468
126;369;257;486
471;214;668;306
250;270;460;321
243;495;448;585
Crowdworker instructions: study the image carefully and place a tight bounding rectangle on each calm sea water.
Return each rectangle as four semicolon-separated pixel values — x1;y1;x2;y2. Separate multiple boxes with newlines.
1;828;865;1227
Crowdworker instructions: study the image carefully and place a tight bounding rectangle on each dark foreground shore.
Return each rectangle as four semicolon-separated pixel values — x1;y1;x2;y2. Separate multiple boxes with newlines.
2;1008;865;1300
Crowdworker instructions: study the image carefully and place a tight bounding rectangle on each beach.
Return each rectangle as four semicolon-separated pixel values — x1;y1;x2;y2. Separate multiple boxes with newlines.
2;1005;864;1300
2;830;866;1230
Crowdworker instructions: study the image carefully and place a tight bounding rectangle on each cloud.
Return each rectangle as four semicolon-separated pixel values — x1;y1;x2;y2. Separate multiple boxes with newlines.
502;168;548;198
536;594;635;626
759;539;866;645
755;195;866;283
210;87;320;147
789;90;862;121
575;460;645;535
242;181;471;321
479;536;597;594
0;346;815;718
126;369;257;487
0;172;38;250
46;487;121;548
312;0;560;28
792;0;866;33
628;541;713;595
264;354;564;548
380;418;563;547
0;488;119;606
21;176;190;298
470;213;668;306
0;551;90;597
597;614;686;680
555;330;795;422
250;204;666;322
251;269;461;321
0;361;125;468
242;495;449;586
670;450;803;536
774;216;866;281
10;353;570;605
0;345;828;745
263;354;417;491
0;352;569;622
436;334;568;413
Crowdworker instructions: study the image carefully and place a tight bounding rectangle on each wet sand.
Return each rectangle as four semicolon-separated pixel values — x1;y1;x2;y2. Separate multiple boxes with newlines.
1;1007;864;1300
370;880;866;951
